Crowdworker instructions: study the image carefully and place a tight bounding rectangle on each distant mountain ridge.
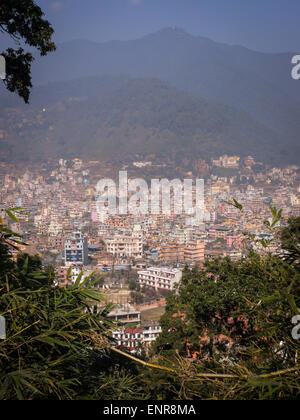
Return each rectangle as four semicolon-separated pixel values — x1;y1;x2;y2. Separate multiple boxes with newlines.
0;28;299;165
0;76;292;165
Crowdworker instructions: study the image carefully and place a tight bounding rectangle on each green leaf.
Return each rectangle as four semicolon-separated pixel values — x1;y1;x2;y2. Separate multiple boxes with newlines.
5;209;19;223
79;289;104;302
73;271;84;288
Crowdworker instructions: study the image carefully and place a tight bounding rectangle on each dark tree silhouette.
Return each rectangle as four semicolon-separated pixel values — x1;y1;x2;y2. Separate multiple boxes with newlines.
0;0;56;102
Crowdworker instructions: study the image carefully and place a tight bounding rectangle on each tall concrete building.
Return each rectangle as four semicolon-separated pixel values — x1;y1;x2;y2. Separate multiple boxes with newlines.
105;228;143;260
64;231;88;266
184;240;205;265
159;241;184;264
159;240;205;266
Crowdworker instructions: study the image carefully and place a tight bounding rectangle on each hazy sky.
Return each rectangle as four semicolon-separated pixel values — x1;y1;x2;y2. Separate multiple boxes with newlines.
36;0;300;52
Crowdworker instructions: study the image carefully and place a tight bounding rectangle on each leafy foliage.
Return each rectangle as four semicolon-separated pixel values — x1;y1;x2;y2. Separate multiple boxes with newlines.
281;217;300;265
0;77;285;165
0;0;56;102
1;208;300;400
0;210;141;400
149;214;300;399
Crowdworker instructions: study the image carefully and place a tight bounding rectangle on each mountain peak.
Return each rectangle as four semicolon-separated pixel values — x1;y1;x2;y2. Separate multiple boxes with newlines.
160;26;189;34
144;26;193;40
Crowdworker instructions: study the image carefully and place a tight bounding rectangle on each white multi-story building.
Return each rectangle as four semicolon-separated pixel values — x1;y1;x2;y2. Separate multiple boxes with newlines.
105;230;143;259
142;323;162;346
172;226;194;244
111;323;162;352
137;267;182;291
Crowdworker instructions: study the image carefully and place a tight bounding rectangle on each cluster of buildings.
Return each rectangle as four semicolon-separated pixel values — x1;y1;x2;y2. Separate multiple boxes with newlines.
212;155;241;169
1;155;299;273
1;155;299;353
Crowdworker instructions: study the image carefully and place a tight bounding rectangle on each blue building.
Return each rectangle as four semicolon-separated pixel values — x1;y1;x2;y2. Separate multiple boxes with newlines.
64;232;88;266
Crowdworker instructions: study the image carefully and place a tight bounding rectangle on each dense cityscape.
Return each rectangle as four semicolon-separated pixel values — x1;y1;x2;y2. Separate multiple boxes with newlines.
1;154;299;353
1;0;300;404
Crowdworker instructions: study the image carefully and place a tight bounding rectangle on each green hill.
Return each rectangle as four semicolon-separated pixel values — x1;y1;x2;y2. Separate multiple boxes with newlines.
0;77;291;165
